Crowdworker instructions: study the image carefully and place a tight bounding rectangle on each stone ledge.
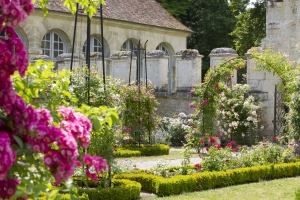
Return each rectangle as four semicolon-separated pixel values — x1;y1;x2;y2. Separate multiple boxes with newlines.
30;55;51;61
146;50;166;58
111;51;136;59
175;49;200;60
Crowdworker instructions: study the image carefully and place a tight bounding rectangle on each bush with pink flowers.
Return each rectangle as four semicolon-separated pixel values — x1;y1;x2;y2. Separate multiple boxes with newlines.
0;0;113;198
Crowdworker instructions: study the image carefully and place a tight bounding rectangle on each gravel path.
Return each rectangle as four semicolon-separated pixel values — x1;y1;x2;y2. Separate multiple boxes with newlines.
116;147;203;169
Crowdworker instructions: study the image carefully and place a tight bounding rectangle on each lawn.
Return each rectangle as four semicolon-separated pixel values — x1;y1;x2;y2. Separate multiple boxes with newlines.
145;176;300;200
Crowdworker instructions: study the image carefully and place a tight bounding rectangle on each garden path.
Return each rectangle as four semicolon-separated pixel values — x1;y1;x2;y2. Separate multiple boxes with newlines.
116;147;203;169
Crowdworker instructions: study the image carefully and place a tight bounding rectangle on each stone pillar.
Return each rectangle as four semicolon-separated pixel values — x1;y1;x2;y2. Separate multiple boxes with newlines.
106;51;136;84
146;50;169;92
174;49;203;92
56;53;84;71
246;47;280;141
209;47;238;84
82;52;108;75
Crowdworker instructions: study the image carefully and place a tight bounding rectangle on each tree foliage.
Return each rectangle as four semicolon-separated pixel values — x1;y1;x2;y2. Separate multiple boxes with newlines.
229;0;250;15
184;0;236;70
231;1;266;55
156;0;193;19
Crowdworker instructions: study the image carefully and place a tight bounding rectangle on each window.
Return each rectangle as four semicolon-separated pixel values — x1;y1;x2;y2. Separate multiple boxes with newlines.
121;39;139;57
82;36;103;56
121;40;137;51
41;31;66;60
156;44;169;55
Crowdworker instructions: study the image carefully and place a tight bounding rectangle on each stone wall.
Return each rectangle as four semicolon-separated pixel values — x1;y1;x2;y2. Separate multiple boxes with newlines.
156;92;196;117
262;0;300;62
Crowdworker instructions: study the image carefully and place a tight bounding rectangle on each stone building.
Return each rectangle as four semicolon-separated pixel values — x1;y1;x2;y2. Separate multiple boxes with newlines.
16;0;205;116
246;0;300;140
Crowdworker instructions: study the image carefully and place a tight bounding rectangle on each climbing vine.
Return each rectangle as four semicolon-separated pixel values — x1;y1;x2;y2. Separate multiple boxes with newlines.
189;57;246;144
250;49;300;141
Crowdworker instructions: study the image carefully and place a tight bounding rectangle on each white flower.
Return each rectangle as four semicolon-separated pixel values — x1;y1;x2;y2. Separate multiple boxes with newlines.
178;112;187;118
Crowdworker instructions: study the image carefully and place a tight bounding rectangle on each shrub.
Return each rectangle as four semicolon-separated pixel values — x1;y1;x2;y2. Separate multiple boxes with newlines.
216;84;263;145
113;148;141;158
114;144;170;157
120;84;159;145
114;174;163;193
77;179;141;200
157;113;192;146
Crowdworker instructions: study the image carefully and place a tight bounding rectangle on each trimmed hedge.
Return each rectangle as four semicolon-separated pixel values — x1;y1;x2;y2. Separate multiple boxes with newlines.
113;148;141;158
114;174;164;193
77;179;141;200
114;144;170;158
115;162;300;197
38;192;89;200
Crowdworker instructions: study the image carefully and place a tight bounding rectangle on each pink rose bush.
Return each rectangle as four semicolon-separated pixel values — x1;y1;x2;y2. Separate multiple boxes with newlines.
0;0;108;198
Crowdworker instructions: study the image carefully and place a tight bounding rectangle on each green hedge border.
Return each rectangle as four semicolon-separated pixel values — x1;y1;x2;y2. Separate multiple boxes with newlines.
77;179;141;200
114;144;170;158
115;162;300;197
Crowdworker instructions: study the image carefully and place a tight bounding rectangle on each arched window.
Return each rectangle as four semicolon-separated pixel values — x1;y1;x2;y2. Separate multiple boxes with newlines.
156;43;175;92
121;39;138;51
41;31;66;60
156;44;170;55
82;36;103;56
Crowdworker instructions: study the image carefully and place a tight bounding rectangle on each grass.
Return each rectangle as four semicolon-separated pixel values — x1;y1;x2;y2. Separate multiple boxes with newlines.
145;176;300;200
116;148;199;162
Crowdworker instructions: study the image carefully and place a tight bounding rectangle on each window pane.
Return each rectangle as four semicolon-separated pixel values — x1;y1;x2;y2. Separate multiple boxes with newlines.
54;51;58;58
59;43;63;50
46;33;50;40
54;42;58;50
44;50;50;56
54;33;58;41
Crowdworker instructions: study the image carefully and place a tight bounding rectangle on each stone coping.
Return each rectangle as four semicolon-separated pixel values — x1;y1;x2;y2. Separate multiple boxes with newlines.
209;47;238;56
175;49;200;60
30;55;51;61
146;50;167;58
111;51;136;59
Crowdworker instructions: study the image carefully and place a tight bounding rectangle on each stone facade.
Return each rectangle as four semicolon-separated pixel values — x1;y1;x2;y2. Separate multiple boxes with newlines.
262;0;300;62
18;9;191;60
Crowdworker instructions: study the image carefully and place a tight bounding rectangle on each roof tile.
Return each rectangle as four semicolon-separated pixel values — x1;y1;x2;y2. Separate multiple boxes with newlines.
34;0;192;32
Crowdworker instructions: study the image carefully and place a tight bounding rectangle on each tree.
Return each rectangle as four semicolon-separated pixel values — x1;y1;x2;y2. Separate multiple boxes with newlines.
156;0;193;19
230;1;266;55
184;0;236;73
229;0;250;15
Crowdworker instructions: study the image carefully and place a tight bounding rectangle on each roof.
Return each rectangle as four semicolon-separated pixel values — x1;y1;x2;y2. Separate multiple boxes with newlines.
34;0;192;33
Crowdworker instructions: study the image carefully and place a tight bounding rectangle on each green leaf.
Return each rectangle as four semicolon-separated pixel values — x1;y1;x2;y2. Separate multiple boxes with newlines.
33;184;49;197
47;188;60;200
13;135;23;149
92;118;101;131
61;90;72;98
14;81;25;91
109;111;118;124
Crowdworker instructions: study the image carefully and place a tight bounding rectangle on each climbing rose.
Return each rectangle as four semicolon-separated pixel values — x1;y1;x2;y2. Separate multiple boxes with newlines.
0;132;16;181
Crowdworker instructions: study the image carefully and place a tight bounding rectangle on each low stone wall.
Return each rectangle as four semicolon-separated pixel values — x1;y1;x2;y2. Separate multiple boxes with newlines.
155;92;196;117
